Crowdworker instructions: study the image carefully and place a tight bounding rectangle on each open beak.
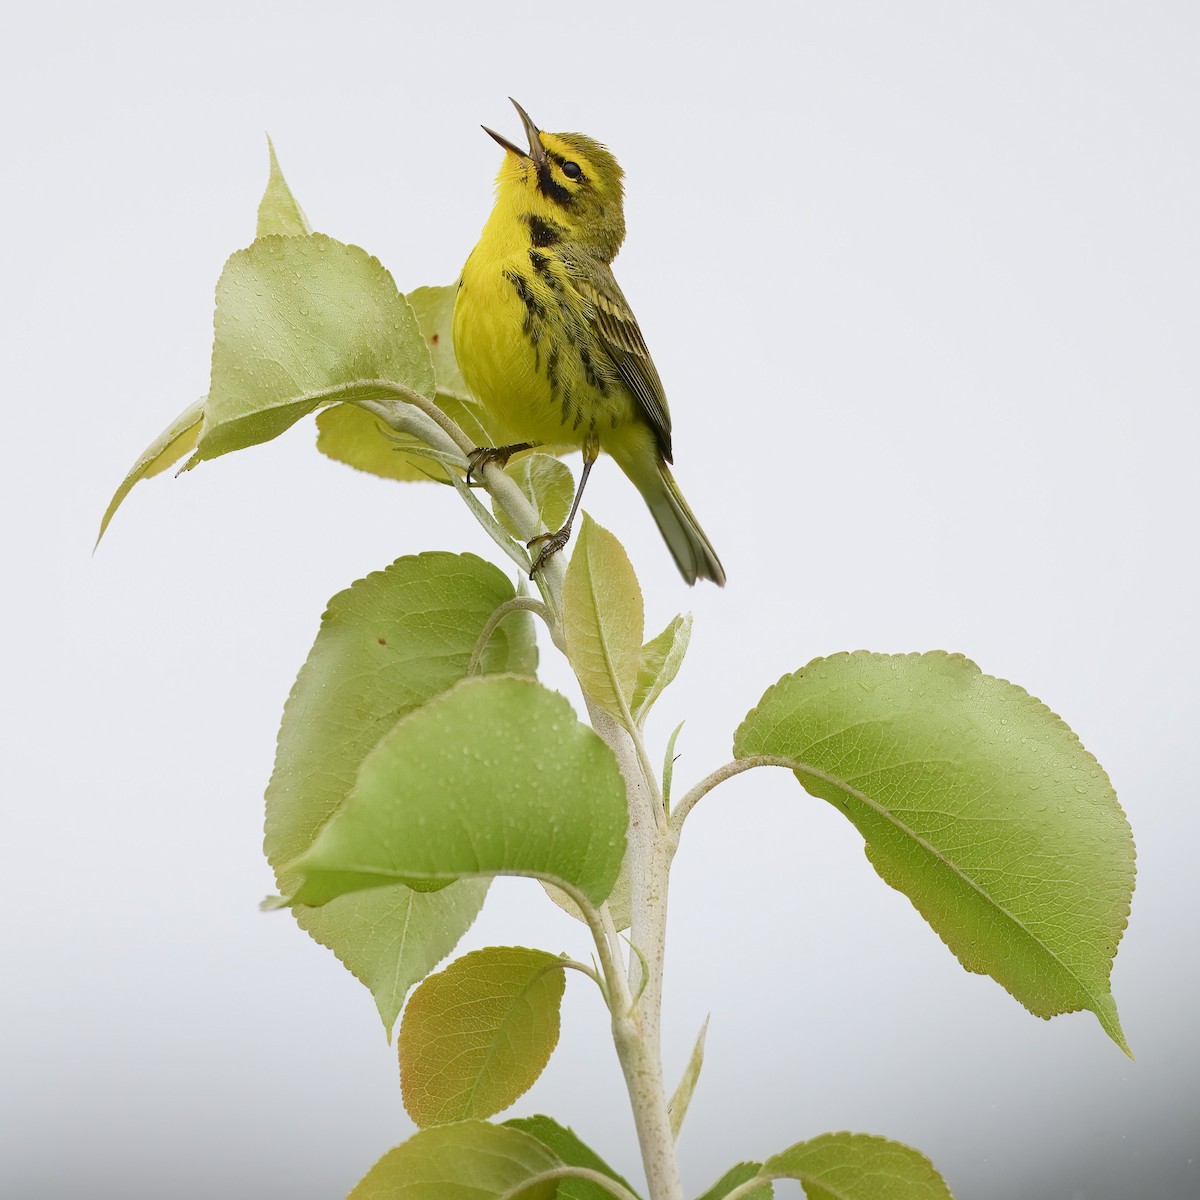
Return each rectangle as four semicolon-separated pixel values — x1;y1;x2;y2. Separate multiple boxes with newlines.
482;98;546;165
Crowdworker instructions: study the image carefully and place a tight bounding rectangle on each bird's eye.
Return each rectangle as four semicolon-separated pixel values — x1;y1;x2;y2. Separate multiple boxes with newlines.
562;161;582;180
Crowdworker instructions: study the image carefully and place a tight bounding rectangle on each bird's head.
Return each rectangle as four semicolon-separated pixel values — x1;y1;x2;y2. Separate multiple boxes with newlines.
484;99;626;263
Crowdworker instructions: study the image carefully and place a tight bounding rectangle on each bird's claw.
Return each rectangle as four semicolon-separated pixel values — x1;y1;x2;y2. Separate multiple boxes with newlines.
527;526;572;577
465;442;537;485
466;447;508;485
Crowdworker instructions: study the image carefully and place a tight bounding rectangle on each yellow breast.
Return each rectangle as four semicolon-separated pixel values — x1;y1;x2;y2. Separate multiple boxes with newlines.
453;211;636;450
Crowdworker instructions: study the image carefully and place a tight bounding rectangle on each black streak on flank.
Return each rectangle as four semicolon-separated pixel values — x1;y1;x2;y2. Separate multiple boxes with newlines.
526;214;564;247
529;250;558;289
579;345;607;395
505;270;545;336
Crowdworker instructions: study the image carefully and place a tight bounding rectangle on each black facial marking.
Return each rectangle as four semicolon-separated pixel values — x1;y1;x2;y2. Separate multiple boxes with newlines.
526;214;564;247
536;161;573;205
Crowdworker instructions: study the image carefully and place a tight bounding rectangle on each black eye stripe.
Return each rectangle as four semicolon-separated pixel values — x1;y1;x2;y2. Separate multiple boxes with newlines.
535;162;573;205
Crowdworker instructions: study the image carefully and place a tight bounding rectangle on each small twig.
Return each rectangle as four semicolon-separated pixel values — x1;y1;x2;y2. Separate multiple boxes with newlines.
467;597;554;676
669;755;799;835
502;1166;642;1200
446;469;534;574
558;957;608;1004
716;1174;775;1200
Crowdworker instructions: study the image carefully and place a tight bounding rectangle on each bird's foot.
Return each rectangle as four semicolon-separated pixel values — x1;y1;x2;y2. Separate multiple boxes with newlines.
465;442;535;485
526;524;573;577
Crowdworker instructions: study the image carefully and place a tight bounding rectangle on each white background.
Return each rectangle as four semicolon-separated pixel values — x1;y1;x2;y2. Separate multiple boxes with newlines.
4;2;1198;1197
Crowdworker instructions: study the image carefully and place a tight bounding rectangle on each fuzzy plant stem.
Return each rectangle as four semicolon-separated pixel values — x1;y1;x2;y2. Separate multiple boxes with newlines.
360;390;685;1200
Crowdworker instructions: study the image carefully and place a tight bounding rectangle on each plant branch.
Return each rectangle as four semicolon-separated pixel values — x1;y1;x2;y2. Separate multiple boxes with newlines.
717;1174;774;1200
557;957;607;1002
467;597;554;676
354;390;568;623
669;755;799;835
503;1166;643;1200
585;704;682;1200
362;381;682;1199
447;470;535;574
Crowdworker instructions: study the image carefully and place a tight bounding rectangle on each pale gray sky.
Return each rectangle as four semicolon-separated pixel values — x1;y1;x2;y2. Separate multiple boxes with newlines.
4;2;1197;1197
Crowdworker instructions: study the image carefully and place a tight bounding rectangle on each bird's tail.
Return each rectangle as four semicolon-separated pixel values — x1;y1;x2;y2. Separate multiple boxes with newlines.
623;455;726;586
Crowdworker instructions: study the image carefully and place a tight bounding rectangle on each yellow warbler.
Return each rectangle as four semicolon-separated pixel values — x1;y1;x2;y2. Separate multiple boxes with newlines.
453;99;724;585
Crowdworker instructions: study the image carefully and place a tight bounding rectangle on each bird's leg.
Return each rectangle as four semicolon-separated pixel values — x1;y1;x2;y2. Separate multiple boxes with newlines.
465;442;538;484
528;434;599;576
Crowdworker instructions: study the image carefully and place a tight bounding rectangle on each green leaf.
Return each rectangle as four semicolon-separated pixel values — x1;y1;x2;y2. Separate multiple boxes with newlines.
631;613;692;726
96;396;205;545
562;515;644;723
302;885;488;1036
399;947;565;1126
347;1121;560;1200
407;283;472;403
762;1132;953;1199
495;453;575;539
191;233;434;464
696;1163;773;1200
504;1116;640;1200
99;141;314;544
541;845;632;933
265;552;536;1030
282;675;628;908
316;283;496;482
662;720;685;813
667;1015;708;1141
314;400;467;483
734;651;1135;1052
256;137;312;237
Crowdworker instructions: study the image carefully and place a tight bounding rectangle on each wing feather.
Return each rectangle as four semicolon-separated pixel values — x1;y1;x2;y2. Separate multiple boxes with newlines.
574;264;673;462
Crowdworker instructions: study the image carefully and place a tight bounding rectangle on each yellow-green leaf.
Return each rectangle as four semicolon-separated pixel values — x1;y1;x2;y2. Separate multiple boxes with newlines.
191;233;434;464
315;282;495;482
348;1121;560;1200
96;396;204;545
256;137;311;237
762;1132;953;1199
734;651;1135;1052
632;613;692;725
399;947;565;1126
504;1116;641;1200
541;843;633;934
495;453;574;539
281;676;628;908
696;1164;773;1200
667;1015;708;1141
562;515;644;723
407;284;471;402
266;552;536;1031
